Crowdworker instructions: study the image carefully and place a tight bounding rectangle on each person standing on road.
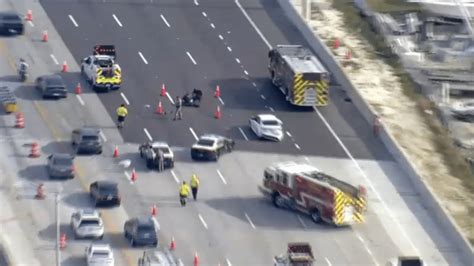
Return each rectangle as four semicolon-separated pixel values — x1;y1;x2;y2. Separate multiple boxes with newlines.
190;174;200;201
157;149;165;172
173;96;183;121
179;181;190;207
116;104;128;128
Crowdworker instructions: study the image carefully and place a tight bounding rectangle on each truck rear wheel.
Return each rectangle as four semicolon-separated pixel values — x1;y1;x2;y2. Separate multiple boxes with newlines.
310;209;322;223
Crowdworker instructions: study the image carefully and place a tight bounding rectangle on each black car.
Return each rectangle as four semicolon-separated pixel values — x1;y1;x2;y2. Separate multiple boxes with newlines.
124;217;158;247
190;134;235;161
35;75;68;99
47;153;75;179
89;181;121;207
0;12;24;35
72;127;103;154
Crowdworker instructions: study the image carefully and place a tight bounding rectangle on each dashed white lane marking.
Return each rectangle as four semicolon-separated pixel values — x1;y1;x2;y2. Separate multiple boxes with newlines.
244;70;249;75
120;92;130;105
138;52;149;64
294;143;301;150
28;21;34;27
218;97;225;105
355;232;379;265
269;107;275;112
244;212;256;229
160;14;170;28
325;257;333;266
218;34;224;40
286;131;292;137
226;259;232;266
238;127;248;141
189;127;198;141
170;170;180;183
194;0;199;6
202;12;207;17
99;131;107;142
252;82;257;87
49;54;59;65
143;128;153;141
68;14;79;27
260;94;266;100
297;214;307;229
227;46;232;52
76;95;85;106
198;214;208;229
186;51;197;65
216;169;227;185
235;58;240;64
112;14;123;27
234;0;271;49
210;23;215;29
166;92;175;104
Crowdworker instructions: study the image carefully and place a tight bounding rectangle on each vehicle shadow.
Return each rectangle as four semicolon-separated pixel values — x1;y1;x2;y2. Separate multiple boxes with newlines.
62;191;92;209
62;255;86;266
38;223;72;241
106;232;133;250
0;75;21;83
18;165;50;182
41;141;74;155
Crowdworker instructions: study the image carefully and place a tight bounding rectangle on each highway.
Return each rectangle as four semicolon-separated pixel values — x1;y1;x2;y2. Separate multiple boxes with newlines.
0;0;466;265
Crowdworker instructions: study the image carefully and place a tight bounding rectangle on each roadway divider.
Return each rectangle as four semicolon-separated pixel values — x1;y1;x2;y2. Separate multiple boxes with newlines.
275;0;473;265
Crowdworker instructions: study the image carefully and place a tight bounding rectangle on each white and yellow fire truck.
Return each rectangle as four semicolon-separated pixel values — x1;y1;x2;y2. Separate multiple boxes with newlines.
260;161;367;226
81;45;122;92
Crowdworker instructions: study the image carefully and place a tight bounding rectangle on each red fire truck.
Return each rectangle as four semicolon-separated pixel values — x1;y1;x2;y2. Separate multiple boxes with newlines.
260;162;367;226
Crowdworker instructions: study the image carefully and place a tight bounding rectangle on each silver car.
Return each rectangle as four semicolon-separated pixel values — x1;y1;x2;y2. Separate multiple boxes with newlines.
451;100;474;118
71;209;104;239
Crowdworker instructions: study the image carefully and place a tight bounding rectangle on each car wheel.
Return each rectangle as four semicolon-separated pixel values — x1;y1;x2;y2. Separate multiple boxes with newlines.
272;193;285;208
97;149;103;155
152;241;158;247
99;234;104;240
130;238;135;247
146;159;154;169
139;150;143;158
81;66;84;74
170;161;175;168
214;151;220;161
310;209;322;224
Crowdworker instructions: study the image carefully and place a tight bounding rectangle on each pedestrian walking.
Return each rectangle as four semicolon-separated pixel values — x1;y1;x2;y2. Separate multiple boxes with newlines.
116;104;128;128
157;149;165;172
190;174;200;201
173;96;183;121
179;181;190;207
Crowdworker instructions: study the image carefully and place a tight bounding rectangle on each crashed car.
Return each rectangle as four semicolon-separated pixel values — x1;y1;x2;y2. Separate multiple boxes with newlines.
182;89;202;107
191;134;235;161
451;100;474;119
139;141;175;170
249;114;284;141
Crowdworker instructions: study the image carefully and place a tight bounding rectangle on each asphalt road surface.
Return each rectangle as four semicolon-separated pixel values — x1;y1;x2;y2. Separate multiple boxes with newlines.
0;0;466;265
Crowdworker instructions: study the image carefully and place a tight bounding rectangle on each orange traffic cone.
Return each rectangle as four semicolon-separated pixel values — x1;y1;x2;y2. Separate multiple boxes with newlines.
193;252;199;266
155;101;164;115
15;112;25;128
151;204;157;216
214;85;220;98
131;168;137;182
62;61;68;72
26;10;33;21
333;38;340;49
214;105;221;119
35;183;45;200
29;142;40;158
59;233;66;249
75;83;82;94
169;237;176;250
42;30;48;42
160;84;166;97
113;145;119;158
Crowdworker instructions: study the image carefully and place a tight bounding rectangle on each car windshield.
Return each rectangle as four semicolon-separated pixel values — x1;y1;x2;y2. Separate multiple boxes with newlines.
4;15;20;21
91;251;110;258
54;157;72;166
138;225;154;233
96;59;113;68
262;120;279;126
153;147;170;154
82;135;99;141
46;86;65;90
80;219;100;226
197;139;214;146
99;185;117;193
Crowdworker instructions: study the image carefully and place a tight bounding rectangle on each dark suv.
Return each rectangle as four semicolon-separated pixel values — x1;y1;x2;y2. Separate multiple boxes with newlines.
0;12;24;35
71;127;103;154
124;217;158;247
89;181;121;207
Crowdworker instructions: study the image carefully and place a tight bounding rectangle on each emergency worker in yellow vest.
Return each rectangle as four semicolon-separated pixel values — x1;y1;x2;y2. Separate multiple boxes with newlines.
116;104;128;128
179;181;190;207
190;174;200;201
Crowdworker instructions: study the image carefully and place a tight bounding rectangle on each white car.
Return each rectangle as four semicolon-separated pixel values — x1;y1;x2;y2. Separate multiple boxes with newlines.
86;244;114;266
249;114;284;141
71;209;104;239
451;100;474;118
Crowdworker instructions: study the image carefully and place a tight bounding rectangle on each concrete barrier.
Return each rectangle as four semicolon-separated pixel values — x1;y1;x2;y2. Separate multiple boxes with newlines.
276;0;474;265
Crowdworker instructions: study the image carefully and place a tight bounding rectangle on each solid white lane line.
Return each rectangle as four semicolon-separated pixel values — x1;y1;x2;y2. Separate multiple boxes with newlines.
235;58;240;64
286;131;292;137
218;97;225;105
238;127;248;141
194;0;199;6
143;128;153;141
297;214;307;229
210;23;215;29
314;109;419;254
244;70;249;75
218;34;224;40
160;14;170;27
294;144;301;150
76;95;85;106
226;259;232;266
252;82;257;87
189;128;198;141
227;46;232;52
269;107;275;112
234;0;271;49
120;92;130;105
260;94;266;100
216;170;227;185
112;14;123;27
138;52;149;64
186;51;197;65
49;54;59;65
170;170;180;183
244;212;256;229
166;92;175;104
198;214;208;229
202;12;207;17
325;258;332;266
68;14;79;27
99;131;107;142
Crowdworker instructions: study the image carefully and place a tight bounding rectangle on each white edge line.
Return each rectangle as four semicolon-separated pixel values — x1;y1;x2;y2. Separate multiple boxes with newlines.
68;14;78;27
138;52;149;64
112;14;123;27
99;131;107;142
186;51;197;65
189;128;198;141
50;54;59;65
218;97;225;105
325;257;332;266
238;127;248;141
226;259;232;266
76;95;85;106
120;92;130;105
160;14;170;28
234;0;272;49
166;92;175;104
143;128;153;141
198;214;208;229
216;169;227;185
170;170;180;183
296;214;307;229
244;212;256;229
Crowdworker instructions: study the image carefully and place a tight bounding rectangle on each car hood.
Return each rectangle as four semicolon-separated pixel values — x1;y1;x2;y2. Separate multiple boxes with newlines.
191;144;215;151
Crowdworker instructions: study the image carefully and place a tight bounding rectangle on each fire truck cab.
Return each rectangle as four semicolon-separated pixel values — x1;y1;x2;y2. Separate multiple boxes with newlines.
260;161;367;226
